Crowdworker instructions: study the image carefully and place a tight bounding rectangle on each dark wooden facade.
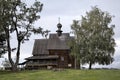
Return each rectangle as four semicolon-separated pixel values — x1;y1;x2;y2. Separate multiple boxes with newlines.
49;50;70;68
25;23;75;69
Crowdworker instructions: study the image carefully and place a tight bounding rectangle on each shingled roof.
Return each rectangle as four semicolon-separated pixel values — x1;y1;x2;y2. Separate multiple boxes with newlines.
32;33;72;55
47;33;70;50
32;39;49;56
26;55;59;60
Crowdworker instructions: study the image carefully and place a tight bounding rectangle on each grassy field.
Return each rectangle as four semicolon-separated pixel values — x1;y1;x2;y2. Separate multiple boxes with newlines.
0;69;120;80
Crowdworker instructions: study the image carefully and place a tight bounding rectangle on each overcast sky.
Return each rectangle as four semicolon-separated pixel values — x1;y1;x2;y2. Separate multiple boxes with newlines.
0;0;120;68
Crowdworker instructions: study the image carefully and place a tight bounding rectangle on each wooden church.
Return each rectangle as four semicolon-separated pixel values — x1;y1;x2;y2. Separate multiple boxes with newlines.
25;22;75;69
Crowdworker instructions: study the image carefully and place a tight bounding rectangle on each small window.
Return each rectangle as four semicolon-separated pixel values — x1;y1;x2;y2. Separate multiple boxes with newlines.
61;56;64;61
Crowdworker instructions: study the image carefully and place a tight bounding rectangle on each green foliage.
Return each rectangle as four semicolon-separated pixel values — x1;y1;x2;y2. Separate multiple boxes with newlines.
69;39;80;60
0;0;44;42
0;70;120;80
2;58;11;68
0;31;6;57
0;0;46;71
71;6;115;69
69;20;81;69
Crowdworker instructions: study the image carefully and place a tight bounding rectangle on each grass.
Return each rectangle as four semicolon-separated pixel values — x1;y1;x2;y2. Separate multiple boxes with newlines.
0;69;120;80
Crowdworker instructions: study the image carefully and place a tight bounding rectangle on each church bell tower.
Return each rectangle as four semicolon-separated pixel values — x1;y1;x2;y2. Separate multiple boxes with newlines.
56;18;63;36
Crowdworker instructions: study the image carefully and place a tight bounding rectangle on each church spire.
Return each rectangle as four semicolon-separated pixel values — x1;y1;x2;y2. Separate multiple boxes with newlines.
58;17;60;23
56;18;63;36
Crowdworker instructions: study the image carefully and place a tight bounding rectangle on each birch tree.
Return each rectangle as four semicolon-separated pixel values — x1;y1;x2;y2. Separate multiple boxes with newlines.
71;7;115;69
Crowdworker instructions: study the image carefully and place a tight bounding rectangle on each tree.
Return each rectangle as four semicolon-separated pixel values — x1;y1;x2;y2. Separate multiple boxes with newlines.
0;28;6;57
2;58;11;68
0;0;47;71
69;20;81;69
71;6;115;69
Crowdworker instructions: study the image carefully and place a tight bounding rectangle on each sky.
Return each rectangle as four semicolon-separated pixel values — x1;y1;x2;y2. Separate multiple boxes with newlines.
0;0;120;69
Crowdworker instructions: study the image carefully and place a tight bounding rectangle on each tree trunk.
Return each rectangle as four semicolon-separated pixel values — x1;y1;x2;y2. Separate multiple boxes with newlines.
5;29;16;71
74;58;77;69
12;41;21;72
6;29;21;72
15;41;21;67
89;61;92;70
11;64;18;72
79;60;81;69
74;58;81;69
76;60;80;69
